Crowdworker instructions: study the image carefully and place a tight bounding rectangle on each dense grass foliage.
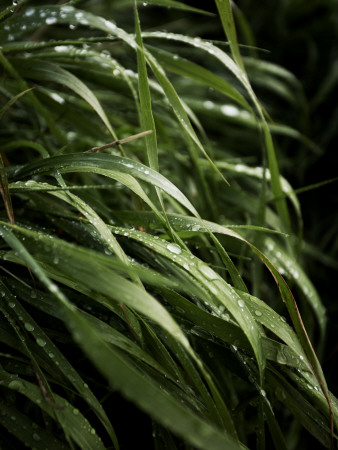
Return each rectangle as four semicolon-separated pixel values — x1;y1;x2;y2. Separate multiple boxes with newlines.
0;1;337;449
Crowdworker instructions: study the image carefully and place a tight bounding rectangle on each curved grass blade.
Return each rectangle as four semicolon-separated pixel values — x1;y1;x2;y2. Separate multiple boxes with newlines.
0;370;106;450
147;46;250;110
0;280;119;449
11;58;116;139
134;3;182;246
102;209;333;429
137;0;214;16
1;5;229;187
12;154;198;216
0;87;33;121
0;51;66;146
160;288;309;372
3;140;49;158
141;30;291;232
0;224;245;450
269;368;334;448
214;0;245;71
0;399;66;450
263;237;327;344
9;178;262;382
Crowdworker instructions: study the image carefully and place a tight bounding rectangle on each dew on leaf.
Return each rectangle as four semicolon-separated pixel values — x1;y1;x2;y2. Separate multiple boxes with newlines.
166;243;181;254
36;338;46;347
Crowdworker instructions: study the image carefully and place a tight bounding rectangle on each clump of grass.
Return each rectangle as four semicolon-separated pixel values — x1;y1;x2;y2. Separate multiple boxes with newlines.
0;1;336;449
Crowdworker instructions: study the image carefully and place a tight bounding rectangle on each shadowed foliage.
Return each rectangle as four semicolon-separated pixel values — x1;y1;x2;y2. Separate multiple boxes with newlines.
0;1;337;449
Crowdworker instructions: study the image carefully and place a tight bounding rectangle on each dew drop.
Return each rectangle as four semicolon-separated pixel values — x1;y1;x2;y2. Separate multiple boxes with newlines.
36;338;46;347
33;433;40;441
254;310;262;317
24;323;35;332
8;380;24;390
204;100;214;109
50;93;65;104
166;243;181;254
199;264;216;280
46;17;57;25
237;299;245;308
221;105;240;117
25;8;35;16
191;224;201;231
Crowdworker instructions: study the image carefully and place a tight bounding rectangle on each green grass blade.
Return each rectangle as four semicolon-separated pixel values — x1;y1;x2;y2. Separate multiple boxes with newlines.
146;45;250;110
0;87;33;120
0;280;119;449
0;371;106;450
214;0;245;71
0;399;66;450
12;154;198;216
11;58;116;140
137;0;214;16
0;224;245;450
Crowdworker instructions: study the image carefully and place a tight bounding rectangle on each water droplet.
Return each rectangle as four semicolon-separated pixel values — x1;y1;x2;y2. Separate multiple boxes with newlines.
8;380;24;390
254;310;262;317
90;428;96;435
237;299;245;308
60;5;74;13
166;243;181;254
33;433;40;441
25;8;35;16
73;408;79;415
54;45;69;53
50;93;65;104
199;264;216;280
191;224;201;231
24;323;34;332
221;105;240;117
36;338;46;347
204;100;214;109
9;302;16;308
46;17;57;25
